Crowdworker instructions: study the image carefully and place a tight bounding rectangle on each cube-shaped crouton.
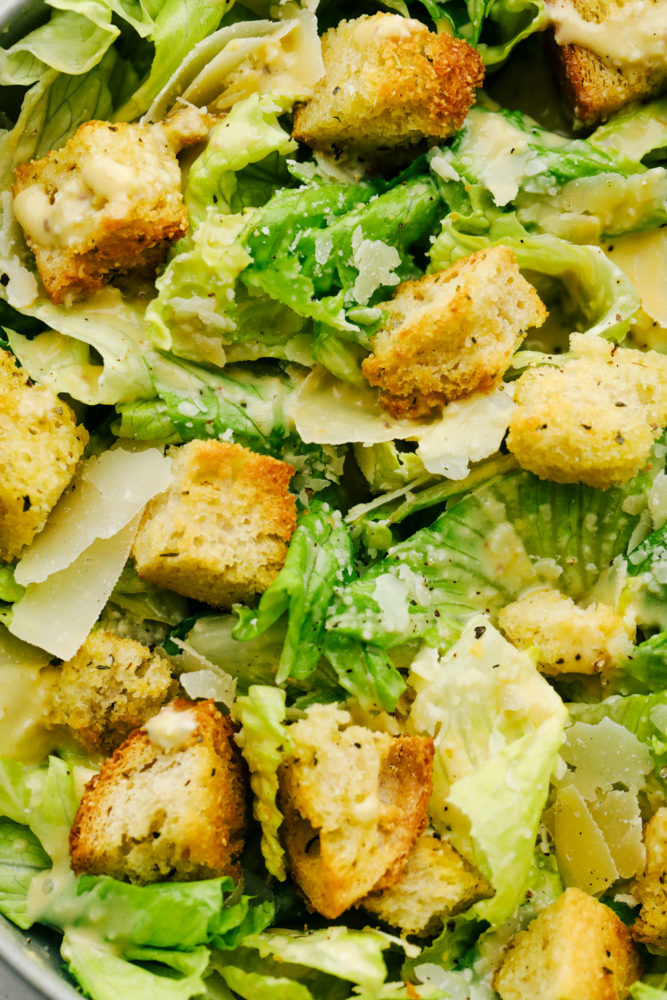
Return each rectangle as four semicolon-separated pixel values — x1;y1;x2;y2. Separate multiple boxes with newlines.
498;588;634;676
0;349;88;562
279;704;433;919
292;13;484;156
132;440;296;609
494;887;642;1000
44;628;178;753
69;699;246;883
362;246;547;419
547;0;667;125
360;832;493;936
632;807;667;948
12;119;189;303
506;333;667;488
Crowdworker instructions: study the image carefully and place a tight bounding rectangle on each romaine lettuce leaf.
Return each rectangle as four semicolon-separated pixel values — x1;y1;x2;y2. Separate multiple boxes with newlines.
407;618;566;925
0;817;49;929
233;501;355;684
62;932;211;1000
232;685;292;880
327;462;653;650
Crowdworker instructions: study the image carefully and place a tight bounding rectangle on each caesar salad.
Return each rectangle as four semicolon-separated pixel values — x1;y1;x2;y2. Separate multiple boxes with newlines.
0;0;666;998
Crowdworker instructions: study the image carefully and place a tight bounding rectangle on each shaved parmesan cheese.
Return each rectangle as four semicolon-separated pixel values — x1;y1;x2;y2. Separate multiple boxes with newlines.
350;225;401;305
15;448;172;586
553;783;619;894
180;669;237;706
293;367;515;478
416;384;515;478
9;516;140;660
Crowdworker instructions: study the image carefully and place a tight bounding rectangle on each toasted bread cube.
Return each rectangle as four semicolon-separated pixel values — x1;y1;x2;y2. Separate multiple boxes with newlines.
494;887;642;1000
12;119;190;303
498;588;634;676
359;832;493;936
361;246;547;419
632;807;667;948
547;0;667;125
132;440;296;609
506;333;667;488
69;699;246;883
44;628;178;753
0;349;88;562
292;13;484;156
279;704;433;919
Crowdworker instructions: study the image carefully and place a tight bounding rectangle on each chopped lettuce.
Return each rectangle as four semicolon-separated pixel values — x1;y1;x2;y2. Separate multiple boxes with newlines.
407;618;566;925
232;686;292;880
0;817;49;929
233;501;355;684
327;462;654;650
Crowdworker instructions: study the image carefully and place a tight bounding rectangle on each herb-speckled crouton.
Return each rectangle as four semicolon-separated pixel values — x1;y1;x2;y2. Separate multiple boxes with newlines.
292;13;484;156
69;699;246;884
11;112;208;304
279;704;433;919
632;807;667;949
494;887;642;1000
547;0;667;125
0;349;88;562
362;246;547;419
44;628;178;753
132;439;296;609
507;333;667;488
359;831;493;936
498;587;634;675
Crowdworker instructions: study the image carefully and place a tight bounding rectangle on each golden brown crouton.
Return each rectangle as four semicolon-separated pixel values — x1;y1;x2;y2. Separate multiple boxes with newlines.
498;587;634;675
0;349;88;562
494;887;642;1000
361;246;547;419
44;628;178;753
69;699;246;884
632;807;667;948
547;0;667;125
12;119;189;303
132;440;296;609
292;13;484;156
506;333;667;488
359;832;493;936
278;704;433;919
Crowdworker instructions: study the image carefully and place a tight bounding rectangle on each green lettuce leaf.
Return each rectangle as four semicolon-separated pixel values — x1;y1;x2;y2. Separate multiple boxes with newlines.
232;685;292;880
62;932;211;1000
0;817;50;929
233;501;355;684
113;0;233;122
407;617;566;925
327;463;653;650
431;105;667;242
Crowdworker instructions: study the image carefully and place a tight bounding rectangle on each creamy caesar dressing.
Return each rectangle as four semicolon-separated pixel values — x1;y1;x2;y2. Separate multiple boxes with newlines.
0;629;58;763
545;0;667;69
145;703;199;751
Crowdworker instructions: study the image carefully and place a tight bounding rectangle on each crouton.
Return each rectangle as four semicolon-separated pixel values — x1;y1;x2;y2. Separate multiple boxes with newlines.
278;704;433;919
361;246;547;419
494;887;642;1000
498;587;634;675
69;699;246;883
0;349;88;562
132;440;296;609
12;119;190;303
292;13;484;156
359;831;493;936
506;333;667;488
44;628;178;753
632;807;667;948
547;0;667;125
